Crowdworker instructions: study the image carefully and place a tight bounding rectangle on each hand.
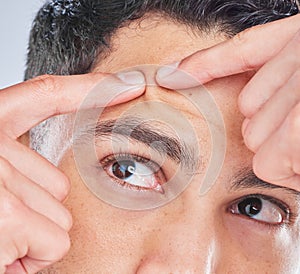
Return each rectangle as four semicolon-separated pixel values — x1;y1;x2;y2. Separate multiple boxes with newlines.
156;14;300;191
0;72;145;274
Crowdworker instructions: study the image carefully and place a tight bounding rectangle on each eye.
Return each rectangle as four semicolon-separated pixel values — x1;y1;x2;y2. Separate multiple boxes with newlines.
229;195;289;225
101;154;166;193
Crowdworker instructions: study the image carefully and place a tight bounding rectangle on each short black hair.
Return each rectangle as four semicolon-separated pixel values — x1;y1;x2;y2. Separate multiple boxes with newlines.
25;0;299;80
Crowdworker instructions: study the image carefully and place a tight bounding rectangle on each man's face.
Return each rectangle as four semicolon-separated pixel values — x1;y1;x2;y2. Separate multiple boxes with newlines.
43;17;300;273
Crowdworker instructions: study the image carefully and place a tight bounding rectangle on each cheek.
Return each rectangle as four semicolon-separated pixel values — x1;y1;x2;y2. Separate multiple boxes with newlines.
223;213;300;273
57;152;151;270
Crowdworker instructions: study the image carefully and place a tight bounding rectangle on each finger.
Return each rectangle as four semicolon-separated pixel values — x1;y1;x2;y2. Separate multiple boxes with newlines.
156;14;300;89
239;30;300;118
7;257;55;274
5;260;26;274
0;157;72;231
0;71;146;139
0;133;69;201
252;103;300;191
0;190;70;274
242;70;300;152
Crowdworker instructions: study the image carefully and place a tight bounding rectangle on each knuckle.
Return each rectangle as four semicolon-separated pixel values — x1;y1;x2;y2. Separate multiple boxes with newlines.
30;74;58;93
0;189;23;221
26;75;63;115
231;28;256;71
232;28;251;47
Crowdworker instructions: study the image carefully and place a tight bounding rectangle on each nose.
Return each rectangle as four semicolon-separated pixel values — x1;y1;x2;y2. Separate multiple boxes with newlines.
135;197;221;274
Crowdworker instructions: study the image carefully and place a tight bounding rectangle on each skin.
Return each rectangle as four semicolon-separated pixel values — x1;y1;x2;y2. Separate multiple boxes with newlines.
0;73;146;273
1;12;300;274
39;17;300;273
156;13;300;191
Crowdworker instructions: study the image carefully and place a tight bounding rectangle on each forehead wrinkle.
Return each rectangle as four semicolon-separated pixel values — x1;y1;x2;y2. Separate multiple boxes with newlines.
93;116;200;172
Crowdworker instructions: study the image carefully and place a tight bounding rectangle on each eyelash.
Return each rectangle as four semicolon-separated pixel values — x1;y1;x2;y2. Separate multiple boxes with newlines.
98;152;297;228
99;153;166;191
228;193;296;228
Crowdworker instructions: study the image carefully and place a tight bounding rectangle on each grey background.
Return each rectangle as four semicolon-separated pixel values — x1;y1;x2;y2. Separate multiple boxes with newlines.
0;1;44;89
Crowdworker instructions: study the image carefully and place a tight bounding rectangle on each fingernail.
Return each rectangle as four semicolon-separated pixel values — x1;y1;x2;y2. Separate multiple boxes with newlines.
156;62;180;79
116;71;145;85
156;62;199;89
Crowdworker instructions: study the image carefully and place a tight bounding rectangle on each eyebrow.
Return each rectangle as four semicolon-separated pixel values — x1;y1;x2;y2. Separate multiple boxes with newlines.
91;116;200;171
230;168;300;198
82;116;300;198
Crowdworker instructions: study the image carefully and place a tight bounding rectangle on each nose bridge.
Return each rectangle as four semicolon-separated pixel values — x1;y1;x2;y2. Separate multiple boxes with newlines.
137;202;219;273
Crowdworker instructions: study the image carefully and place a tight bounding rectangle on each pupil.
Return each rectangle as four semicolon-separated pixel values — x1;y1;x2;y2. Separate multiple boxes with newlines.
112;160;135;180
238;197;262;217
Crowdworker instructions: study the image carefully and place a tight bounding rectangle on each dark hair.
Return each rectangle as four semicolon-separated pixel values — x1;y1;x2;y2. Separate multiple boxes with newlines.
26;0;299;163
25;0;299;80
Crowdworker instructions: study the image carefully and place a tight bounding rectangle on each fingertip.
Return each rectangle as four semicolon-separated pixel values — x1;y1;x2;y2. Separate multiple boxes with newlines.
241;116;261;153
156;62;180;81
55;173;71;202
238;86;256;118
107;85;146;106
60;205;73;232
156;62;201;89
252;151;275;184
116;71;145;86
78;71;147;109
252;153;264;181
241;118;251;138
155;62;180;89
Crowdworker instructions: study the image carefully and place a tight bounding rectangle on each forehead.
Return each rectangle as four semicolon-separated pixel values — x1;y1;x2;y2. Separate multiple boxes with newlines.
93;16;226;72
91;16;251;136
85;17;251;191
90;15;252;148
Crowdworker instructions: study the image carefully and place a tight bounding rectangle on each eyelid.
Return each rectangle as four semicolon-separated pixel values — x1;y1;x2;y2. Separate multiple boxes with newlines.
100;153;162;173
227;193;292;227
99;153;167;192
